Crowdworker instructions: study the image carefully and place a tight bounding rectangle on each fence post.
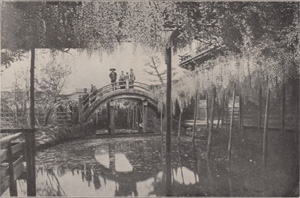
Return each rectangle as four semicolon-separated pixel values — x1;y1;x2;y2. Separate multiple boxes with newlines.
25;129;36;196
28;48;36;196
7;141;17;196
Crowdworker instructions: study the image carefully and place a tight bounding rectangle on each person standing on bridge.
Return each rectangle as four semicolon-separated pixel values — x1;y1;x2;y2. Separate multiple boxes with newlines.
119;71;126;89
125;72;129;89
129;69;136;89
109;68;117;90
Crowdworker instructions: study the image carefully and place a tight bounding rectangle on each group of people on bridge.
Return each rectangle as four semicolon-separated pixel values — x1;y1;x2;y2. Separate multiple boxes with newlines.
81;69;136;112
109;68;136;90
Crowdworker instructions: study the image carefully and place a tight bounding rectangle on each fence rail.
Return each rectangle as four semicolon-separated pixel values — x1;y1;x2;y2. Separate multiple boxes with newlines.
1;110;74;128
0;132;25;196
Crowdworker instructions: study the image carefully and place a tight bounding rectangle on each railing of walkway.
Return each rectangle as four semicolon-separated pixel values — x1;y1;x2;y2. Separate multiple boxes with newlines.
81;81;150;114
0;132;26;196
0;128;36;196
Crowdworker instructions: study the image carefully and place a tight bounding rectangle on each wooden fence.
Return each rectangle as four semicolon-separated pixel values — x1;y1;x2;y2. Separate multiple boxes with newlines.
1;110;75;128
0;133;25;196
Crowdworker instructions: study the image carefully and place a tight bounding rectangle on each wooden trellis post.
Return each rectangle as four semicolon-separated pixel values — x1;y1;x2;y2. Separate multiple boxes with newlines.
7;142;17;196
207;87;216;158
227;84;236;162
262;88;270;167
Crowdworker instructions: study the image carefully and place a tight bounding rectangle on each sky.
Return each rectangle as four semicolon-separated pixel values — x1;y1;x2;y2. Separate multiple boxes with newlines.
1;43;193;94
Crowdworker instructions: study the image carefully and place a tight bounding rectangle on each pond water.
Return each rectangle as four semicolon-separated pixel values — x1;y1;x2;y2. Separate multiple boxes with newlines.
5;130;299;197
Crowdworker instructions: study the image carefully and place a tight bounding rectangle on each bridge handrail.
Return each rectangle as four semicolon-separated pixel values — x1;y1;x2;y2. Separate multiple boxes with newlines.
81;81;151;113
81;81;150;105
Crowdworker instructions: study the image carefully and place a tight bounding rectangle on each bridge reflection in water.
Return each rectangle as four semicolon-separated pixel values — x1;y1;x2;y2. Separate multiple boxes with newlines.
3;134;297;197
4;137;208;197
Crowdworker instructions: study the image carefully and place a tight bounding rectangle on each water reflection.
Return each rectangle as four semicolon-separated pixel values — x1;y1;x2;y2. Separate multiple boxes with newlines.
31;138;205;196
95;144;133;172
10;133;297;197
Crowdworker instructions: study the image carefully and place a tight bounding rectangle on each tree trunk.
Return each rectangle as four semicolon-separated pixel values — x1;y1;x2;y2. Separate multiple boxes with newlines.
262;88;270;167
207;87;216;158
26;48;36;196
178;110;182;140
258;85;262;132
227;83;236;162
192;91;198;142
281;83;285;133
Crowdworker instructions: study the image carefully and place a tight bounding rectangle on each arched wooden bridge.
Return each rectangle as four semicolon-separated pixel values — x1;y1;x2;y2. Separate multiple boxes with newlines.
79;82;158;126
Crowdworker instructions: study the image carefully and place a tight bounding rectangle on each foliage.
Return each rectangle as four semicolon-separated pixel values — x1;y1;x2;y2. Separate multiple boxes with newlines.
35;61;71;124
144;55;178;85
2;2;299;107
73;2;174;54
144;56;166;85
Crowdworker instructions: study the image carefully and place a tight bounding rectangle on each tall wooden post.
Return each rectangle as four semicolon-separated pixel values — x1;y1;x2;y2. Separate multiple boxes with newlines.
258;85;262;132
108;101;115;135
178;110;182;140
7;142;17;196
239;94;244;134
221;93;225;128
143;101;148;133
281;83;285;133
165;42;172;196
227;84;236;162
207;87;216;158
206;94;209;129
192;91;198;143
262;88;270;167
161;105;163;136
26;48;36;196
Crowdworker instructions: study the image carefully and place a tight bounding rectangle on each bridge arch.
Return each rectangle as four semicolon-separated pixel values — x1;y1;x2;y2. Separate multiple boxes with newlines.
80;82;158;123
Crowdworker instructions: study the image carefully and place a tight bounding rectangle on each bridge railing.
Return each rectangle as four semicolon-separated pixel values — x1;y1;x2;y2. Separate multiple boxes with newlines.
80;81;150;114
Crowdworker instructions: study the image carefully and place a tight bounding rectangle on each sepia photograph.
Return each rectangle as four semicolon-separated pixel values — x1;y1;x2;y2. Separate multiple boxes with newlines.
0;1;299;197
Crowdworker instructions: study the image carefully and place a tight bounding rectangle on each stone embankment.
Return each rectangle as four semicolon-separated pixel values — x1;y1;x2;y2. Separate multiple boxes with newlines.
0;121;96;150
35;121;96;149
